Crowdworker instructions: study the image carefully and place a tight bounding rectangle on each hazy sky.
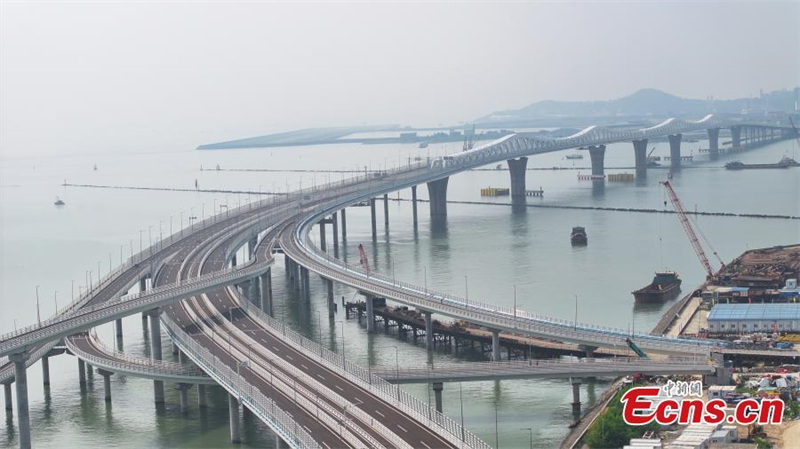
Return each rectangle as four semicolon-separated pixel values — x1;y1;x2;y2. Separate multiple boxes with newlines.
1;1;798;158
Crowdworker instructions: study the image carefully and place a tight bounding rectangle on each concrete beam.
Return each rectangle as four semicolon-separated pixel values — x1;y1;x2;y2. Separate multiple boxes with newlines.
669;134;682;170
632;139;648;179
427;177;449;217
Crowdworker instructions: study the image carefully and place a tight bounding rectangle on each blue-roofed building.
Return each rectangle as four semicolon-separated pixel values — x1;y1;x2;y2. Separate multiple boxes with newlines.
707;303;800;334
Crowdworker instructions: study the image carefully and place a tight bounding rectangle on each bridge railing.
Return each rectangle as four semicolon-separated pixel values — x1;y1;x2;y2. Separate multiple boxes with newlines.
235;285;492;449
65;332;211;380
162;318;322;449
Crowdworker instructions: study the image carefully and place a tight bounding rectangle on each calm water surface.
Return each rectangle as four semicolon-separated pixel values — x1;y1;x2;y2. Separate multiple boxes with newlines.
1;136;798;448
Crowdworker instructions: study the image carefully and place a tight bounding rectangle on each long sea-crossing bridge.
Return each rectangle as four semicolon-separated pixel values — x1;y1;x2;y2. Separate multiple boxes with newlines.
1;115;795;448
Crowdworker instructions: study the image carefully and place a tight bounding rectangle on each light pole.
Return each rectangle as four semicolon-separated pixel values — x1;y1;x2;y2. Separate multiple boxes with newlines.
513;285;517;324
54;291;58;316
336;320;346;363
35;285;41;324
459;382;466;442
465;275;468;302
520;427;533;449
316;310;323;345
574;294;578;330
389;345;399;379
424;266;428;297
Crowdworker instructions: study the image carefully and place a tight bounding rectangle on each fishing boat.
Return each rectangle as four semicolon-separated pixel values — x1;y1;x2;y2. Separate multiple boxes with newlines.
570;227;587;245
54;196;65;206
418;142;429;149
565;154;583;160
632;271;682;303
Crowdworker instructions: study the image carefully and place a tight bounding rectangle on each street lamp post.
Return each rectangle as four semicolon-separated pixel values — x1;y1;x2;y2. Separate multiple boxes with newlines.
336;321;346;364
35;285;41;325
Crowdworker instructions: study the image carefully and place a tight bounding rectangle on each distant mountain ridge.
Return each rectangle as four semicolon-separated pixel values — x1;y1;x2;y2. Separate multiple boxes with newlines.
479;87;800;123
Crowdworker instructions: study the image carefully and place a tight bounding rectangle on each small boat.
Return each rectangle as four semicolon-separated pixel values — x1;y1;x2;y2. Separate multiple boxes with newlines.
93;164;98;171
565;154;583;160
632;271;682;303
54;196;65;206
725;160;791;170
414;156;423;161
647;160;661;168
418;142;429;149
570;227;587;245
495;164;502;170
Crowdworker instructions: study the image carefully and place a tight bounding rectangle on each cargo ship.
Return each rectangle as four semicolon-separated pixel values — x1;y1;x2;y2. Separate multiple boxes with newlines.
565;154;583;160
725;156;799;170
632;271;682;303
570;227;587;245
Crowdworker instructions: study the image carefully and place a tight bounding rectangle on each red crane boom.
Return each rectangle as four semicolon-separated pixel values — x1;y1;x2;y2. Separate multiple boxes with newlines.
661;180;714;279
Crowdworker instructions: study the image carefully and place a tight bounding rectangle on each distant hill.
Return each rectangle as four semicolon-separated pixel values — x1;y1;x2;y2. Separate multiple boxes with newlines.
478;88;800;123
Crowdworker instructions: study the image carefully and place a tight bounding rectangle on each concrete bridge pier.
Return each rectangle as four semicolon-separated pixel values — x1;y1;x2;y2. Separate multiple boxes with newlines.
300;267;310;300
231;254;237;267
340;208;347;242
491;330;501;361
570;378;582;413
198;384;208;408
427;177;449;217
10;352;31;449
3;382;11;412
632;139;648;179
587;145;606;177
115;318;124;346
248;237;257;260
411;186;418;228
432;382;444;413
175;383;192;413
366;296;376;332
41;355;50;386
707;128;720;160
423;311;433;350
730;125;742;149
327;279;335;318
319;220;327;253
668;134;682;171
247;277;260;306
99;369;113;402
370;198;378;240
260;270;273;316
507;157;528;197
579;345;597;359
331;213;339;258
78;359;87;385
383;193;390;228
229;393;242;444
147;308;165;404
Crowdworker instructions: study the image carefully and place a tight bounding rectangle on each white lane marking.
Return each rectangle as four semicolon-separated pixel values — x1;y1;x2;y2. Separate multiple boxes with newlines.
272;346;281;352
303;425;313;433
374;410;386;418
301;364;309;370
335;385;344;392
420;441;432;449
260;338;268;343
352;397;363;406
286;355;294;361
397;425;408;433
316;374;325;381
321;443;331;449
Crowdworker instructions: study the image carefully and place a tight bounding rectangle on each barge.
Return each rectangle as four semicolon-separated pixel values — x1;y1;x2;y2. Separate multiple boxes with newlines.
632;271;682;303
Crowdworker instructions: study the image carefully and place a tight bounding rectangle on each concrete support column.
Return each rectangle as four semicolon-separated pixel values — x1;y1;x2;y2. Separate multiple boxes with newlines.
507;157;528;198
198;384;208;408
327;279;335;318
707;128;720;160
731;126;742;148
424;311;433;350
383;193;390;228
99;369;113;402
579;345;597;359
366;296;376;332
571;378;582;412
668;134;682;171
260;270;273;316
175;383;192;413
632;139;648;179
115;318;123;340
148;309;165;403
300;267;310;300
78;359;86;385
426;177;449;216
331;212;339;258
411;186;418;228
491;330;501;361
40;356;50;386
172;341;180;355
432;382;444;413
587;145;606;177
370;198;377;240
248;237;257;260
229;393;242;444
340;208;347;242
247;277;260;305
10;353;31;449
319;221;327;253
231;254;237;267
3;382;11;412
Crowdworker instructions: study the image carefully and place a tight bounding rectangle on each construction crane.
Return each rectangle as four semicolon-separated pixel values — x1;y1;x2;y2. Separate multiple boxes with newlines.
661;180;724;279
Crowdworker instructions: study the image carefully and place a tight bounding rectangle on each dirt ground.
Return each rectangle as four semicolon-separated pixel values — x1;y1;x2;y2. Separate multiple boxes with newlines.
764;419;800;448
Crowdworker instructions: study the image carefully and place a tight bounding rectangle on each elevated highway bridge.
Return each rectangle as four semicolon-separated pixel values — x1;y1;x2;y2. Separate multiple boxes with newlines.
2;115;793;448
